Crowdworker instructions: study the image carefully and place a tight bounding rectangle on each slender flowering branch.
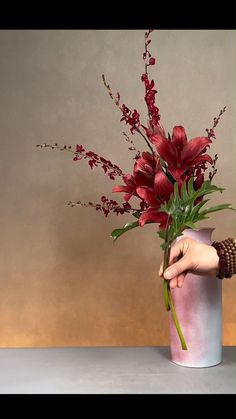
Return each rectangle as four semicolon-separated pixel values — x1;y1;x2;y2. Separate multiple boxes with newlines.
209;154;218;181
184;107;226;184
205;106;227;140
36;142;124;180
123;132;141;159
142;30;160;127
204;106;226;181
67;195;145;217
102;74;154;155
102;74;141;133
143;30;154;76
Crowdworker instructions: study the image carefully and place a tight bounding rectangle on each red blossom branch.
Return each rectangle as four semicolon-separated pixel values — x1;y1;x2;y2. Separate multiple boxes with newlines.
102;74;140;133
122;132;141;160
203;106;226;181
205;106;226;140
208;154;218;181
141;30;160;127
143;30;154;76
102;74;154;155
36;143;124;180
67;195;147;217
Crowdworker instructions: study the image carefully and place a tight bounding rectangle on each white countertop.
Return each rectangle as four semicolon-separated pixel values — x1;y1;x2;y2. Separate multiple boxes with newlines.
0;346;235;394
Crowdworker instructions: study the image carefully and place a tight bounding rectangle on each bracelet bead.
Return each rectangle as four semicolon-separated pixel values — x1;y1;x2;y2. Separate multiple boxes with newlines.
212;237;236;279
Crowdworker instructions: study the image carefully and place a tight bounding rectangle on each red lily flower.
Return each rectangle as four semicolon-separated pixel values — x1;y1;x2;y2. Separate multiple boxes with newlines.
133;151;161;180
112;145;206;230
112;174;139;202
150;126;213;180
112;151;161;201
136;171;175;229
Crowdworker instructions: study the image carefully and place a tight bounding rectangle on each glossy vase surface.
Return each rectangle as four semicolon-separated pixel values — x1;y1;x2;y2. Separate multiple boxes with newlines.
169;228;222;368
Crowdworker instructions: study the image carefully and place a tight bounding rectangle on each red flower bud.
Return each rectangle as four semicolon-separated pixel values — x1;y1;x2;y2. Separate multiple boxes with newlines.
76;144;85;153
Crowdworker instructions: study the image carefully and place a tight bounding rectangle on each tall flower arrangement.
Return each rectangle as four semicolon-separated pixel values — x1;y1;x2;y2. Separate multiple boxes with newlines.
37;30;235;350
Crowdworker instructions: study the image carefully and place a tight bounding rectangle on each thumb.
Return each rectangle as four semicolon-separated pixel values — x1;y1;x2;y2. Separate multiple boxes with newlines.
163;256;190;280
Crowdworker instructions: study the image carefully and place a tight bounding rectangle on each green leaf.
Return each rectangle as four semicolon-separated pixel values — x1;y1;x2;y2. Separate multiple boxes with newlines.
132;211;141;219
184;221;197;230
173;181;180;206
160;203;168;213
190;199;210;221
157;230;166;239
110;221;139;244
187;177;195;196
197;214;210;221
161;242;169;250
200;203;236;217
181;181;188;201
197;183;225;198
158;176;235;248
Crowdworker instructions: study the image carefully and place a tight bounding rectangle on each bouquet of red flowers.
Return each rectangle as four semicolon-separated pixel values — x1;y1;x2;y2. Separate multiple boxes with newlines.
37;30;235;350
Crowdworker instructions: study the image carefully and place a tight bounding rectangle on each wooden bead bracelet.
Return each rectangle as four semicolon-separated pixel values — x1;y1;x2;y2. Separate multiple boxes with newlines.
211;238;236;279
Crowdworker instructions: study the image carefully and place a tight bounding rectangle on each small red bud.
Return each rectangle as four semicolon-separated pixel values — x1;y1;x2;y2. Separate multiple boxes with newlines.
149;57;155;65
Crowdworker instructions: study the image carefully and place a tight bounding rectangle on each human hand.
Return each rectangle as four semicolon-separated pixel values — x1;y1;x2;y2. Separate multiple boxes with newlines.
158;237;220;289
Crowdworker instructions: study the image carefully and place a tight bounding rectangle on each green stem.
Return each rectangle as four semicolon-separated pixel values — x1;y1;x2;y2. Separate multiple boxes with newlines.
168;289;188;350
163;246;171;311
161;214;188;350
163;215;171;311
135;127;155;156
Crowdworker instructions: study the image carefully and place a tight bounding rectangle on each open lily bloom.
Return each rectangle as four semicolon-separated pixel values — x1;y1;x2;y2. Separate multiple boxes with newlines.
136;170;173;229
150;126;213;180
112;151;161;201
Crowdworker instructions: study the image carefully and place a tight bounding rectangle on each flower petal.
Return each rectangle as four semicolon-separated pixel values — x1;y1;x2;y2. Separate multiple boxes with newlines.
136;186;157;206
158;214;170;230
112;185;132;193
139;208;167;227
168;167;186;179
191;154;213;166
122;174;135;186
154;171;173;201
150;135;177;165
134;158;152;175
181;137;212;165
194;172;204;190
133;171;153;187
172;126;188;150
124;193;133;201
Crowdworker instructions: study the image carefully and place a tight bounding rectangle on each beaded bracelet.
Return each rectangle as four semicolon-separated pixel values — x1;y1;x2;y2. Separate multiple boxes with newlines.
211;238;236;279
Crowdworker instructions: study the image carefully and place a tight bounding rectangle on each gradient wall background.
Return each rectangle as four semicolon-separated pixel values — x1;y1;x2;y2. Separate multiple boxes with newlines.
0;30;235;347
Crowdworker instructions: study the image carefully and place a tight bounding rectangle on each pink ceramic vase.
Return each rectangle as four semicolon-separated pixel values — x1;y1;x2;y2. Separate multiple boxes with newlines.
169;227;222;368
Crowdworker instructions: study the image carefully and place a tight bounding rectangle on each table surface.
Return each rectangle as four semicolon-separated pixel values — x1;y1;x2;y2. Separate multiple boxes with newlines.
0;346;235;394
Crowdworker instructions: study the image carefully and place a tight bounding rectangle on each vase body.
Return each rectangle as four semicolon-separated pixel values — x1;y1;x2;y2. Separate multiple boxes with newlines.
169;227;222;368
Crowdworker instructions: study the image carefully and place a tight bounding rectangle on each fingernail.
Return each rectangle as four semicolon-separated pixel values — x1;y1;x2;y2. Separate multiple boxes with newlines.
164;270;171;279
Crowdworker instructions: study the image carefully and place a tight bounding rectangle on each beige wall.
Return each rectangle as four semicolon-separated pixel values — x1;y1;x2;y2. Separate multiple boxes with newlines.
0;30;235;347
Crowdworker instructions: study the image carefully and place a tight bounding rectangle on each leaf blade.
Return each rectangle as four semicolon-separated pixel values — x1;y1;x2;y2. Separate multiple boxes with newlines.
110;220;139;244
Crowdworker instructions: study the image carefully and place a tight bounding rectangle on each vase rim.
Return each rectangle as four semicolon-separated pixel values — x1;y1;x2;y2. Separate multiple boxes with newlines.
183;227;215;232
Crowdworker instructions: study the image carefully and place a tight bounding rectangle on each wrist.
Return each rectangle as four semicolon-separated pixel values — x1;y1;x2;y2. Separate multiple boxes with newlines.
210;245;220;277
211;238;236;279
